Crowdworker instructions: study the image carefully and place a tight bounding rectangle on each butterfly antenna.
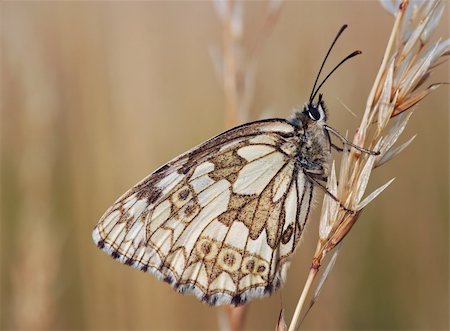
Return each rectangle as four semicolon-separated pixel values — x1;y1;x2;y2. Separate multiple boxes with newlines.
310;50;362;102
309;24;348;103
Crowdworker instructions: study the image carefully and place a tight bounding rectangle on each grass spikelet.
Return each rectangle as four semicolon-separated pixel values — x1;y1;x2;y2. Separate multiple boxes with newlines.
287;1;449;329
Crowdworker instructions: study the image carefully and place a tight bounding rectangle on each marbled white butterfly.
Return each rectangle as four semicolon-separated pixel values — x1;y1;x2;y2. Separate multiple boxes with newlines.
92;25;377;306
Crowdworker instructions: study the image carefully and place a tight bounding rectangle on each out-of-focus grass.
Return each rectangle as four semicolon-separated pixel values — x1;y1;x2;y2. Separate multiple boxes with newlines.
1;1;448;330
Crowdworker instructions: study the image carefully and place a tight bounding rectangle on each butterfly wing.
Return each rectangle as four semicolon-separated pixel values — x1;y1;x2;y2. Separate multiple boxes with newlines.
92;119;314;306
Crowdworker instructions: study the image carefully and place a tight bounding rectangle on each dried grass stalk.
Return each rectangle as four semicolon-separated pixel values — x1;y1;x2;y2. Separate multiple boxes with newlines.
213;1;283;330
287;1;449;330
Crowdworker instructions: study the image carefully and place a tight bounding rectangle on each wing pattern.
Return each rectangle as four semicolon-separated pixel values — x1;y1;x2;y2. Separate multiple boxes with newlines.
92;119;315;306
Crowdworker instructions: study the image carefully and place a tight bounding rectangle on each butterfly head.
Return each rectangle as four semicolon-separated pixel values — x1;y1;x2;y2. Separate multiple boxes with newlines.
304;93;327;123
290;93;328;128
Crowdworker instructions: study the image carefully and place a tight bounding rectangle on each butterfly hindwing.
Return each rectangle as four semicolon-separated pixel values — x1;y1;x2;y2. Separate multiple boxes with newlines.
92;119;314;305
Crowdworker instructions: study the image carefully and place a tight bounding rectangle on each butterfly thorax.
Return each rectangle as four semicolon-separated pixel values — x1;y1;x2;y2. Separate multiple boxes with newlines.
298;123;332;178
291;102;332;179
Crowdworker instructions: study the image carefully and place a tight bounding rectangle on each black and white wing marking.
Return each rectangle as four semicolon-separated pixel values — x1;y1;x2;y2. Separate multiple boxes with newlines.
92;119;315;306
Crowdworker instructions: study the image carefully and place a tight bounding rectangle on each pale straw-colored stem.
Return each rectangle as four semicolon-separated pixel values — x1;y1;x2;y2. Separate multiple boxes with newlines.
222;2;247;330
286;0;449;328
287;267;319;331
359;0;407;142
225;305;248;331
223;0;239;128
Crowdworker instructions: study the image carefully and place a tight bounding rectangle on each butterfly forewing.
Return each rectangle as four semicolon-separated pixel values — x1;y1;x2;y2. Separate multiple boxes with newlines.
92;119;314;306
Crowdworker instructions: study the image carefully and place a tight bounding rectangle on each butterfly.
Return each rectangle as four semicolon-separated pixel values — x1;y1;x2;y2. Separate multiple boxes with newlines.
92;25;377;306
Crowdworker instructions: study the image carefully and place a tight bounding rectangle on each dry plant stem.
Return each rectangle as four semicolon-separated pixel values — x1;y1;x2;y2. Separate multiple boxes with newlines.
359;0;406;144
287;267;318;331
288;0;450;329
222;1;247;330
248;2;284;62
366;2;405;119
225;305;248;331
286;0;449;329
350;2;407;198
219;1;283;329
223;0;239;128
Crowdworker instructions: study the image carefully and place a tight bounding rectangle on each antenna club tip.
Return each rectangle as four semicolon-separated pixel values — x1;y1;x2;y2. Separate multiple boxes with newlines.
350;50;362;57
339;24;348;32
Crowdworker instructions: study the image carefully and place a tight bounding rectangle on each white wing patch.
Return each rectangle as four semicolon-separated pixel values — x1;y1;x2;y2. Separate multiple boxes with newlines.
93;119;316;306
273;161;295;202
157;172;184;194
191;161;215;180
190;175;215;194
224;221;249;250
233;152;286;195
149;200;171;231
237;144;276;161
248;134;278;145
257;121;295;133
197;179;230;207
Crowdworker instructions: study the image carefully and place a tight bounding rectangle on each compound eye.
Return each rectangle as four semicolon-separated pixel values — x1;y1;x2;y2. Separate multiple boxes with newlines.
308;107;321;121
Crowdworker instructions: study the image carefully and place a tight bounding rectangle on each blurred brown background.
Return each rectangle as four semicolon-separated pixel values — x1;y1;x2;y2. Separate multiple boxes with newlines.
1;1;449;330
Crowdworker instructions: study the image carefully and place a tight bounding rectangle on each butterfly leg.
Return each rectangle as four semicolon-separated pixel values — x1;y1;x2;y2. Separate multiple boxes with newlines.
303;171;355;214
324;125;380;155
331;142;344;152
